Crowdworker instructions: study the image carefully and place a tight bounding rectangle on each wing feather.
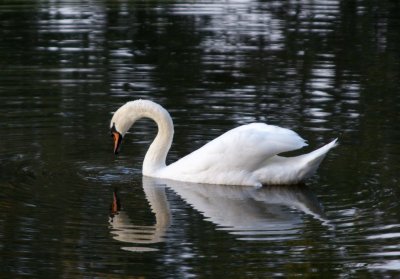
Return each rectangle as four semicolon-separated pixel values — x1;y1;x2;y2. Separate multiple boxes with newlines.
166;123;307;175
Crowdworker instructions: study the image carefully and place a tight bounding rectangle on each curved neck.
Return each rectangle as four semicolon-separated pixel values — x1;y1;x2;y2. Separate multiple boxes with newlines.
112;100;174;175
134;101;174;175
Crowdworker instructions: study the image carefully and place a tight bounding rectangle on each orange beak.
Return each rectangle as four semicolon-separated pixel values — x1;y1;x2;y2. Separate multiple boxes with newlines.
112;131;122;154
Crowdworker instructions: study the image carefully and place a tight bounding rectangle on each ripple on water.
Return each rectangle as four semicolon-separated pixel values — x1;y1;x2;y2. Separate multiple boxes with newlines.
1;0;399;276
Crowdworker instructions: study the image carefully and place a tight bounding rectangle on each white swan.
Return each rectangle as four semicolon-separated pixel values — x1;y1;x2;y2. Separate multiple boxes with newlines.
110;100;337;186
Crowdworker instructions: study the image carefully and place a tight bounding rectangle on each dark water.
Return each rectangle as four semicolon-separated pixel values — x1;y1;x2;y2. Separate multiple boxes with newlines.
1;0;400;277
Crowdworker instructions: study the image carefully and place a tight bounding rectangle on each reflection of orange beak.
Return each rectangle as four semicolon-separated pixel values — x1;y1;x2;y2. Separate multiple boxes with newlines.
111;191;119;214
112;131;122;154
110;189;121;219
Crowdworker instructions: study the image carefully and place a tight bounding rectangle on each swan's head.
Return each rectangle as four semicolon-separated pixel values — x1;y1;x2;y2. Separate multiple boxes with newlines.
110;100;163;154
110;99;173;155
110;101;140;154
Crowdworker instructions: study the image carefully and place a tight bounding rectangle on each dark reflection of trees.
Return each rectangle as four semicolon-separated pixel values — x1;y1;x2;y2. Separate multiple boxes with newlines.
1;0;400;277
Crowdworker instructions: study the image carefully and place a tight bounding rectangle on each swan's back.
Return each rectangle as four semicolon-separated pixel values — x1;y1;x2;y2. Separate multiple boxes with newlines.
159;123;308;185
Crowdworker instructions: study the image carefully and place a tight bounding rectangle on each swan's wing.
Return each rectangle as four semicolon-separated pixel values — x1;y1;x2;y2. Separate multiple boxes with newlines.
166;123;307;176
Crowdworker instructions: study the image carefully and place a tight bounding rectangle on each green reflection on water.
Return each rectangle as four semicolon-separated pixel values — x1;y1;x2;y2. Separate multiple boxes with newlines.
0;0;400;278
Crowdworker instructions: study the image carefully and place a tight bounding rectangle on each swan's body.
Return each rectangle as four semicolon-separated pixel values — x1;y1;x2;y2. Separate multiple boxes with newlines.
110;100;337;187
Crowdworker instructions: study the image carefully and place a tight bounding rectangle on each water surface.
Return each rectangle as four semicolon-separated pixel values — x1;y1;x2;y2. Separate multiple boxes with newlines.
1;0;400;278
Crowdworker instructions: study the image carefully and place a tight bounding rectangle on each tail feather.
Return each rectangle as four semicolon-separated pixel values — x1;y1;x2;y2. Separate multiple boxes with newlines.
298;138;338;179
255;138;338;185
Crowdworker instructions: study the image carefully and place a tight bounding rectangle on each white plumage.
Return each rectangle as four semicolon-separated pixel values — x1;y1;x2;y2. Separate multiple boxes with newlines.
110;100;337;187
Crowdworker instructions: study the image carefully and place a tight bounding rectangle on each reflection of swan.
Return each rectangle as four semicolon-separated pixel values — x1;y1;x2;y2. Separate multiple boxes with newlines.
110;100;337;186
148;177;327;238
108;183;171;252
109;176;327;251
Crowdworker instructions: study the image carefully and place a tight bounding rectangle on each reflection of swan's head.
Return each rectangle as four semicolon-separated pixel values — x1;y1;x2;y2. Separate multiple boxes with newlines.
109;188;122;223
109;188;121;220
108;181;172;252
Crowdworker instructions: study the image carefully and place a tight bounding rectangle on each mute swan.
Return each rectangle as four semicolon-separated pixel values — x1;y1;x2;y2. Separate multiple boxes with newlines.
110;100;337;186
